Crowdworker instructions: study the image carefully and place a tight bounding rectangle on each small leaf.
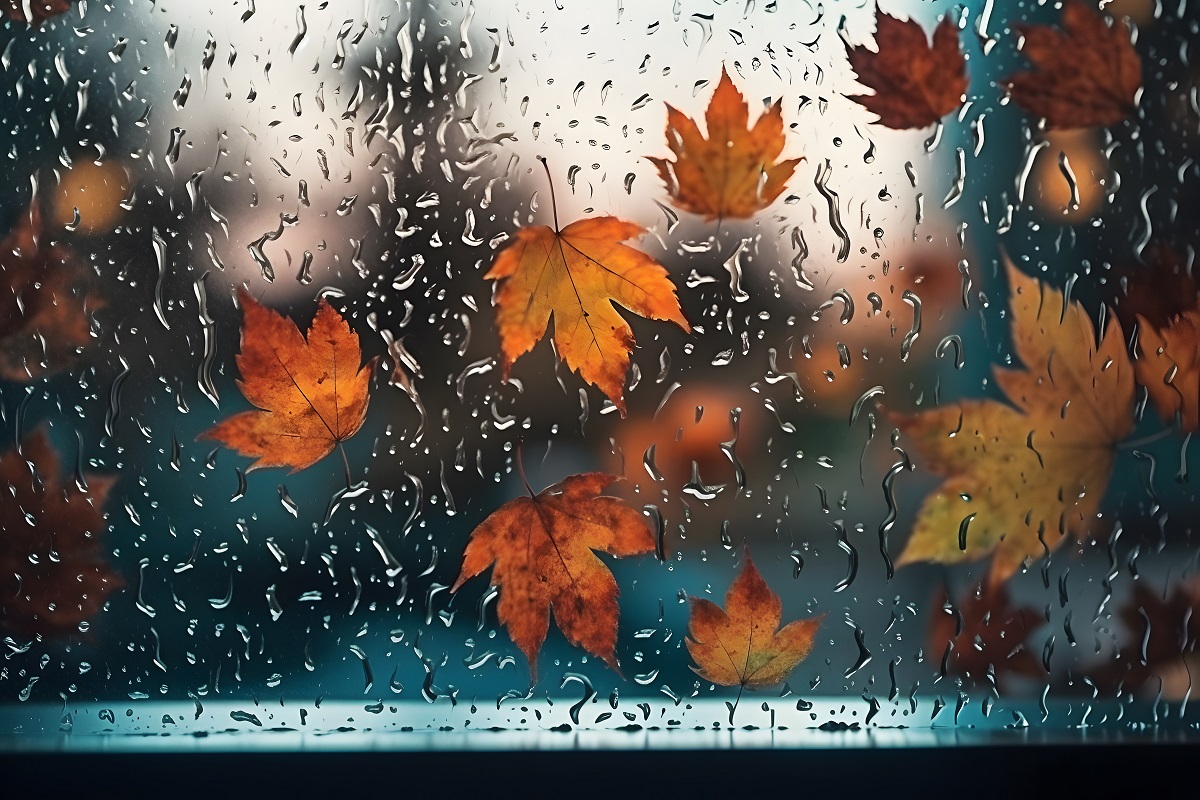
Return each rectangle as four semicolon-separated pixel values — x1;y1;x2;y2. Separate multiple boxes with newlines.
452;472;656;683
845;11;967;130
648;66;802;221
199;290;379;474
686;547;823;689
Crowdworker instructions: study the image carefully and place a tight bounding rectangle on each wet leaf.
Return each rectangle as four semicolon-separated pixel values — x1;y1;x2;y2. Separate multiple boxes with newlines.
893;261;1134;583
845;11;967;130
0;430;120;638
0;206;102;381
1004;0;1141;129
451;472;655;683
2;0;73;24
199;290;379;474
648;66;802;221
686;548;823;688
488;216;689;415
929;583;1043;688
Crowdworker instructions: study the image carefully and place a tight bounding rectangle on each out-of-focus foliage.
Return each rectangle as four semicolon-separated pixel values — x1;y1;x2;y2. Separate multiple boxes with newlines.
1005;0;1142;129
0;430;120;638
845;12;967;130
0;205;101;381
893;263;1134;583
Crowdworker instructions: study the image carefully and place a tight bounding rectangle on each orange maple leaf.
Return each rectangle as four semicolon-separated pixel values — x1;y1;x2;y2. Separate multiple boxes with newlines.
1004;0;1141;130
199;290;379;474
451;472;656;683
686;548;823;689
648;66;802;221
0;205;103;381
0;430;121;638
892;262;1134;583
487;215;690;415
845;11;967;130
1135;310;1200;433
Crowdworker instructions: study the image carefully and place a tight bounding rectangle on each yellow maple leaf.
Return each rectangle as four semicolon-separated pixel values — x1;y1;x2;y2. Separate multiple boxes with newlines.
893;261;1134;583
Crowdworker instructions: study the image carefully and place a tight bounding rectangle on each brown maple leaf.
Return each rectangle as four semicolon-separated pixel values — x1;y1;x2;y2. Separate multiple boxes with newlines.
2;0;73;24
198;290;379;474
1005;0;1142;129
451;471;656;683
648;66;802;221
893;261;1134;584
1087;579;1200;699
929;584;1043;689
1110;244;1198;333
0;206;102;381
845;10;967;130
488;214;690;416
1106;246;1200;431
1136;309;1200;433
0;430;120;638
686;548;823;690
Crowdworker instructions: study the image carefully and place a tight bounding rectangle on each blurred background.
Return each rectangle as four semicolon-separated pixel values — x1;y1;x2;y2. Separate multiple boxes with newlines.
1;0;1199;727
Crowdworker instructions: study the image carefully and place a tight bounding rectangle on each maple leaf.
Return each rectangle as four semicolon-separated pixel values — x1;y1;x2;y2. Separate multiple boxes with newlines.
686;548;823;690
1110;244;1197;333
2;0;73;24
1088;579;1200;699
893;261;1134;584
0;430;120;638
845;11;967;130
487;215;690;415
451;472;655;683
0;206;102;381
929;584;1043;689
1110;246;1199;431
648;66;802;221
198;290;379;474
1004;0;1141;130
1136;310;1200;433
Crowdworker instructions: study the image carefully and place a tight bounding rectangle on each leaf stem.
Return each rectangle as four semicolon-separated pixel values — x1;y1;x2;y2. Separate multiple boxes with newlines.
537;156;561;233
728;683;745;726
1119;428;1176;451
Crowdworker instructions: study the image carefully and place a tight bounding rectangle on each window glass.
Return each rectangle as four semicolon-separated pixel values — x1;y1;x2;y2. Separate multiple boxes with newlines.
0;0;1193;737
